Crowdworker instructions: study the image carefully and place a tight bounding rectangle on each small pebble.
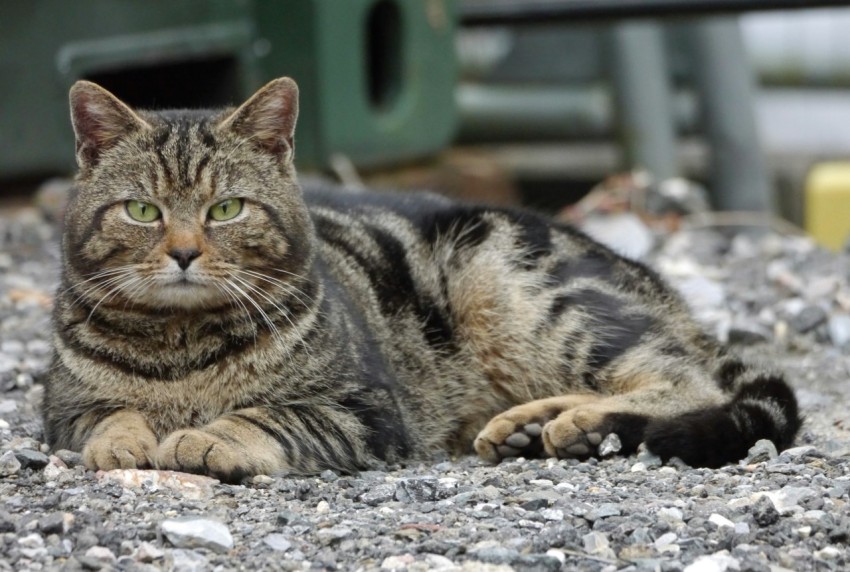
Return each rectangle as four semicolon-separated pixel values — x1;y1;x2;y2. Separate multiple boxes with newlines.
746;439;778;464
85;546;117;564
161;518;234;553
263;534;292;552
598;433;622;457
0;450;21;476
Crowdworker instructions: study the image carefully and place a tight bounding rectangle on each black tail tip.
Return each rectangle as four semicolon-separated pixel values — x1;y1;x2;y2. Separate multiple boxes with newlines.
645;375;801;468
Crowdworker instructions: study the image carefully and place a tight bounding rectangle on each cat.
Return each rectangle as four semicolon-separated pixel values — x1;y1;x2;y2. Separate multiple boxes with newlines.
42;78;801;482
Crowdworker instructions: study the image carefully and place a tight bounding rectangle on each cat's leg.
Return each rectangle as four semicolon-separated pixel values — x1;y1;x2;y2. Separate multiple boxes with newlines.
479;385;721;462
81;410;158;470
474;394;602;462
155;405;369;481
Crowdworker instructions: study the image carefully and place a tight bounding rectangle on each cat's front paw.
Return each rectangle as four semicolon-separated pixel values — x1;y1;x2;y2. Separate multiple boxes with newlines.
82;411;158;471
156;429;251;482
83;432;157;471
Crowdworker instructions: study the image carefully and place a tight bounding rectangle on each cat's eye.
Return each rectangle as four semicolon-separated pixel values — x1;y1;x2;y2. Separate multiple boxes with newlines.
125;200;161;223
208;198;244;222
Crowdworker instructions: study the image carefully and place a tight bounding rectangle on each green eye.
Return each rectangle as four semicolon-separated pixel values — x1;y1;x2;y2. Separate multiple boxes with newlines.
125;200;161;222
208;198;244;222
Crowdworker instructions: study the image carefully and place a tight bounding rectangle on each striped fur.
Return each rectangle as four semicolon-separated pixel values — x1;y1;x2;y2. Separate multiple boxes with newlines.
42;79;801;481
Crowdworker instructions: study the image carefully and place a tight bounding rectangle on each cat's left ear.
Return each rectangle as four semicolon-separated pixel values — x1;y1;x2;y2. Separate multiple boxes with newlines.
218;77;299;163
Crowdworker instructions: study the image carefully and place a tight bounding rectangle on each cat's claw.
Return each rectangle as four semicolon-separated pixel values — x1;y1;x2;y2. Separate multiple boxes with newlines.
83;433;157;471
81;411;158;471
156;429;248;482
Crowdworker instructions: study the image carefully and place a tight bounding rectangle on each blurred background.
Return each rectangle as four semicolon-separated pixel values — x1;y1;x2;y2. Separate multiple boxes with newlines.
3;0;850;251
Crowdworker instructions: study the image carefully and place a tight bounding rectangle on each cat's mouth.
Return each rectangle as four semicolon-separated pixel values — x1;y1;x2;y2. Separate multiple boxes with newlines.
165;276;206;289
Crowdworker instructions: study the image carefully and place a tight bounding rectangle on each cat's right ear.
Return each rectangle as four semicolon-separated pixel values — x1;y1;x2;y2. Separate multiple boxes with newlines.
69;81;150;170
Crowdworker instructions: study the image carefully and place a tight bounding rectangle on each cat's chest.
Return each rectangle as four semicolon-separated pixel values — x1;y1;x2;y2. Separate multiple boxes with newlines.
58;337;276;436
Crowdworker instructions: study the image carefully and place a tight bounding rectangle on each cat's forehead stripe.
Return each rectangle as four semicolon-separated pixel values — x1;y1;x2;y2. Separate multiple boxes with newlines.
149;115;218;198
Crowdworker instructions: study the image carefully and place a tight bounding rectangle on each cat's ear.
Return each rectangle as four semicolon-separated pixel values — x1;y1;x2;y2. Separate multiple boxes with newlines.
218;77;299;163
69;81;150;170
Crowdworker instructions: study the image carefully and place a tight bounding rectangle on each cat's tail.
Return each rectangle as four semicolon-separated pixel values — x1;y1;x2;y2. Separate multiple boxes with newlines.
644;359;802;468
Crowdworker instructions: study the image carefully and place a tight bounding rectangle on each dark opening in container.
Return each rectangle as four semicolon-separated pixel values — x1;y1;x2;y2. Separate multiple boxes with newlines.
85;55;241;109
365;0;403;112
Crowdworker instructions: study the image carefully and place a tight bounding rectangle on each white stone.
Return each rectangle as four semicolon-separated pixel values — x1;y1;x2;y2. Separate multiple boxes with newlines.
754;486;816;515
658;507;684;523
684;550;741;572
630;462;647;472
545;549;566;565
782;445;817;458
828;314;850;347
263;533;291;552
795;526;812;539
135;541;165;562
708;514;735;529
0;400;16;414
582;531;610;554
42;461;66;481
598;433;622;457
676;276;727;311
317;526;353;541
654;532;678;549
540;509;564;521
161;517;233;553
728;497;753;510
171;548;208;572
814;546;842;560
315;500;330;514
581;213;654;260
0;450;21;476
251;474;274;485
381;554;416;570
18;533;44;549
529;479;553;487
734;522;750;535
85;546;117;563
421;553;456;570
99;469;218;500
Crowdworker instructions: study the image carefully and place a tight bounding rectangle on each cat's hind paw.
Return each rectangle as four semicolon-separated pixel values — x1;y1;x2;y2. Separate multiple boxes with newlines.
474;394;602;462
542;407;648;459
474;418;545;462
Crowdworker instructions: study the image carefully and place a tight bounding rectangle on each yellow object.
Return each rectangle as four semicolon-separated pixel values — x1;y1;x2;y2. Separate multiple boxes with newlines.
805;162;850;251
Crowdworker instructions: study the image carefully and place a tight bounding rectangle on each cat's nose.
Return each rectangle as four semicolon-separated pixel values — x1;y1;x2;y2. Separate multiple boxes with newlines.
169;248;202;270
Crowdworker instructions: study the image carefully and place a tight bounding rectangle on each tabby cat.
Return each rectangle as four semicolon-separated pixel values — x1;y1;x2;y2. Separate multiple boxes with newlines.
43;78;801;482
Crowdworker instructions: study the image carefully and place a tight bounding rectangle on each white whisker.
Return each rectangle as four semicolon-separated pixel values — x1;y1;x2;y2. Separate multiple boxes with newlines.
224;278;291;360
230;274;312;359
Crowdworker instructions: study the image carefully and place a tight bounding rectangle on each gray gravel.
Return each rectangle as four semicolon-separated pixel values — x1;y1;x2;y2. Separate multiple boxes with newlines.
1;204;849;571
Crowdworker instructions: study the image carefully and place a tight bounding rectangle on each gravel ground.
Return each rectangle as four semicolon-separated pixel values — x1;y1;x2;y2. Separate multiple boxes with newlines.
0;202;848;572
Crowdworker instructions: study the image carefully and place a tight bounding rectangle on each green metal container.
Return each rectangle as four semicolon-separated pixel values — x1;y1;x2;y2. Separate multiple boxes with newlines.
256;0;457;168
0;0;457;178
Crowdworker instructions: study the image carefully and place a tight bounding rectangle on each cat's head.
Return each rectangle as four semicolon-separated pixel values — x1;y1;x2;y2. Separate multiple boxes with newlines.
64;78;314;312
